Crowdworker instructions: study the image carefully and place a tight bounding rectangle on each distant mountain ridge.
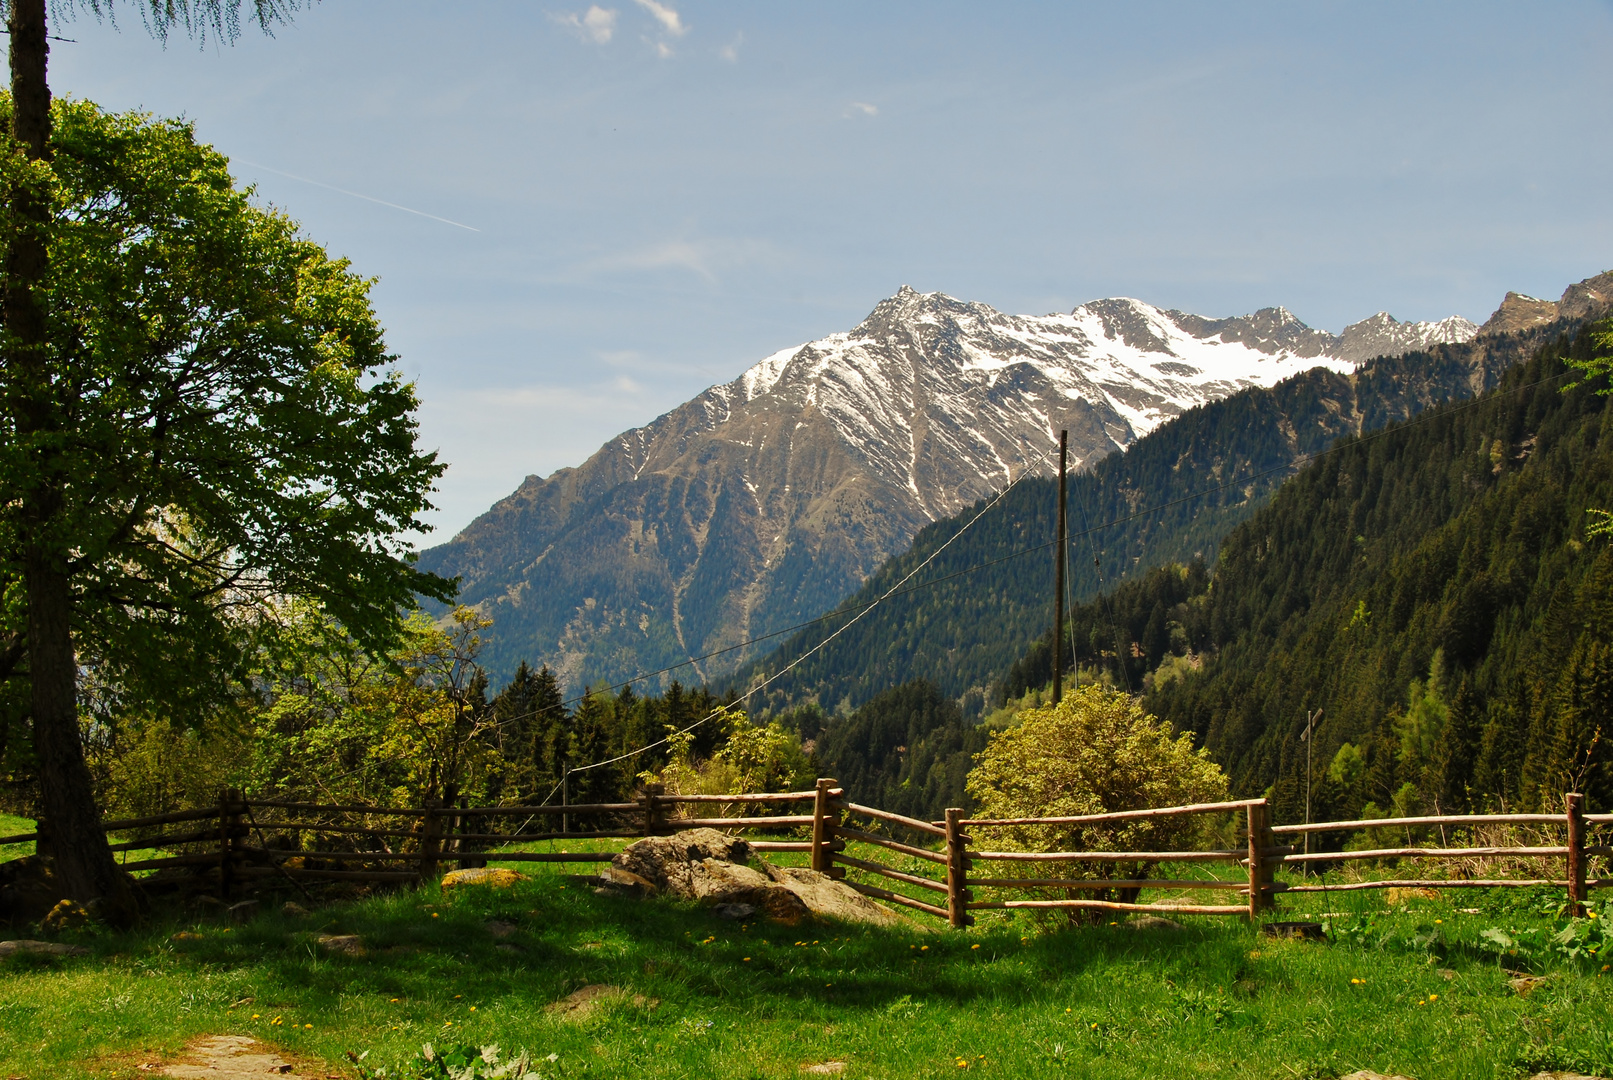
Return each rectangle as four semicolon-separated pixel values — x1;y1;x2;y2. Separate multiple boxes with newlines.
421;286;1490;691
736;304;1591;717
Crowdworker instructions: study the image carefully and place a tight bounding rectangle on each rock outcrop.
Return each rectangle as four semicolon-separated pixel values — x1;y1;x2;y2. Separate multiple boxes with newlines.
603;828;903;926
0;855;61;925
1480;270;1613;336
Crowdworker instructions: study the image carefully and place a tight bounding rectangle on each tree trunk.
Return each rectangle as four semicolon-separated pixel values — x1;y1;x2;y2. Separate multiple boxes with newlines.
6;0;134;922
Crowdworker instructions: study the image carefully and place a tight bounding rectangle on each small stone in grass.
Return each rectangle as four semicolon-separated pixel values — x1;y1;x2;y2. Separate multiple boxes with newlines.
545;984;656;1022
1127;916;1184;932
442;867;528;890
0;938;88;957
316;934;365;956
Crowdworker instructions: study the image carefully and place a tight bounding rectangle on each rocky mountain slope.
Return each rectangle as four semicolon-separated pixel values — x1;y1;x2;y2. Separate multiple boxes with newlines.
421;287;1485;690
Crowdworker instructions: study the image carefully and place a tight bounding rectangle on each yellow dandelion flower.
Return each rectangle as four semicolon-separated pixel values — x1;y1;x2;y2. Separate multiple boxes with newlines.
971;944;980;950
743;957;751;962
921;946;930;951
304;1024;313;1030
251;1014;260;1020
1428;994;1437;1001
469;1006;476;1012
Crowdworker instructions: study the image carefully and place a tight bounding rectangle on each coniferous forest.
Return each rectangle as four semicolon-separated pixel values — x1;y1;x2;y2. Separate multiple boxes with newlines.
974;320;1613;819
737;322;1562;718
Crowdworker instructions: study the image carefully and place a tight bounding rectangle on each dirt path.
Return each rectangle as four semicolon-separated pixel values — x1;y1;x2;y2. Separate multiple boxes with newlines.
154;1035;327;1079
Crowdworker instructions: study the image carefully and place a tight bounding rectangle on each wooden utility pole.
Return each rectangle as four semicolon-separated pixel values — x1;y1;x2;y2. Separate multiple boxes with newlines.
1052;429;1069;705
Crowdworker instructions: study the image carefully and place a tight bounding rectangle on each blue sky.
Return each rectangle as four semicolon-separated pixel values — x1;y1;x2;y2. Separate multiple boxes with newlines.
46;0;1613;539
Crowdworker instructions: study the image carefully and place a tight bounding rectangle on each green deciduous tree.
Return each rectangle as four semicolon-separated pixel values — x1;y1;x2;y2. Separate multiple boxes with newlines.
0;95;449;911
966;684;1227;908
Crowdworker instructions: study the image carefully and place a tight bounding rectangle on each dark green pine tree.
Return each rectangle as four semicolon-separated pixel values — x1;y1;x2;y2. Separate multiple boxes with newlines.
568;689;617;805
491;662;569;799
1428;680;1481;812
1473;681;1532;810
1540;635;1613;808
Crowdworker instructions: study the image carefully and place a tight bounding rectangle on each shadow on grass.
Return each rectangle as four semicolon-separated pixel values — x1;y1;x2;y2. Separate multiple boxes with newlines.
6;872;1273;1018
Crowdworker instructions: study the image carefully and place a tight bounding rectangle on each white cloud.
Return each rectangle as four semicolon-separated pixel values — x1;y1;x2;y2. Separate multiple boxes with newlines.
653;39;674;59
572;236;783;284
719;32;743;62
633;0;687;37
551;5;617;44
846;101;878;117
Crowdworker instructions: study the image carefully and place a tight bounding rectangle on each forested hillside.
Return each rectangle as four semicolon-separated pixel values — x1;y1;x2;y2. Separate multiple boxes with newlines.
740;322;1562;716
781;681;986;820
1116;322;1613;818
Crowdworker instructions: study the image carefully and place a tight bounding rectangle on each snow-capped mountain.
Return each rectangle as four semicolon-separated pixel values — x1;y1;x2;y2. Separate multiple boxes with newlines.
420;287;1482;691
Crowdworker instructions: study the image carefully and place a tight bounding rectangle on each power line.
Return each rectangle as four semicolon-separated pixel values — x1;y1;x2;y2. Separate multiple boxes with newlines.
510;364;1575;728
553;441;1059;781
478;364;1580;809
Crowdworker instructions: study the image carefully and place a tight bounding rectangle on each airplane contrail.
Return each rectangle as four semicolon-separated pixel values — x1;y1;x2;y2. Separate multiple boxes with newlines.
236;159;481;233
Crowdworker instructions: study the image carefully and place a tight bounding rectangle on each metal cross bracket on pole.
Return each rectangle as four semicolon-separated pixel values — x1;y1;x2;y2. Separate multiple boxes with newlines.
1298;708;1323;857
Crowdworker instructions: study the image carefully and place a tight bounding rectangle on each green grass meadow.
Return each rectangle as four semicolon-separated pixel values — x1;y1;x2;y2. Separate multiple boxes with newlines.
2;835;1611;1080
0;813;35;861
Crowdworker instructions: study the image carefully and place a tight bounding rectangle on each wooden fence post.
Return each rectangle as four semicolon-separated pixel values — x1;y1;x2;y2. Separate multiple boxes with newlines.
1566;791;1586;917
218;788;243;901
642;782;663;837
33;816;50;859
812;778;842;877
945;807;972;929
420;798;443;882
1246;800;1271;920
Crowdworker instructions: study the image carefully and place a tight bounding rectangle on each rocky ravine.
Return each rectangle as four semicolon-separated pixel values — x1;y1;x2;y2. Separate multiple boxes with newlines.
419;283;1535;692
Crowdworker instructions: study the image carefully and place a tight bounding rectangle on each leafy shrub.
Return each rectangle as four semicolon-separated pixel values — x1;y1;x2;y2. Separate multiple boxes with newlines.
965;685;1229;905
356;1042;551;1080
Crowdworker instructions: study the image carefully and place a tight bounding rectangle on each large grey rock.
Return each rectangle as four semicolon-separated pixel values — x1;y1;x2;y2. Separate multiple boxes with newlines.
759;863;904;927
607;829;901;926
610;829;750;893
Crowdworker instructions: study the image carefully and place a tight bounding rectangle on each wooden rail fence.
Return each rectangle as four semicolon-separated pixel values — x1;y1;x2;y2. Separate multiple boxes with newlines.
2;784;1606;923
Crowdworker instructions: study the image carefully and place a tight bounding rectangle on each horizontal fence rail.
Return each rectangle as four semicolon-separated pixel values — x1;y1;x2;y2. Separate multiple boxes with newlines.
7;783;1605;924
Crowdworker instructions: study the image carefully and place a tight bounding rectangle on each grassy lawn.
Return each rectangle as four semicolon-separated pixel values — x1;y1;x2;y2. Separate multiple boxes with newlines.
2;839;1610;1080
0;813;35;861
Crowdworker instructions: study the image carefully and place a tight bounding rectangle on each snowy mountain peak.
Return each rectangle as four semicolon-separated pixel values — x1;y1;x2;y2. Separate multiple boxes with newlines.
423;273;1613;694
